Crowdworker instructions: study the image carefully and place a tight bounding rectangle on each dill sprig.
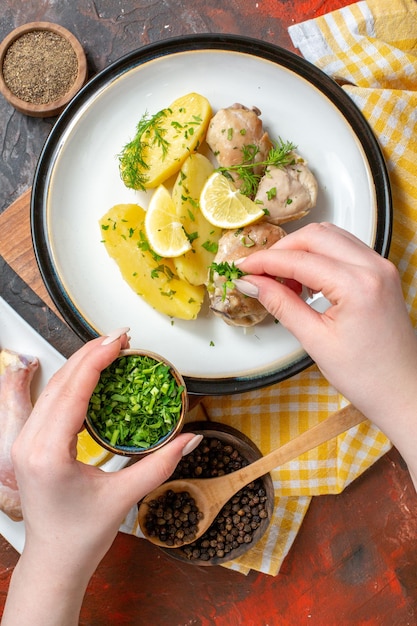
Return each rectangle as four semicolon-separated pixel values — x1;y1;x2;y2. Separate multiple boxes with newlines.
209;261;248;301
118;109;171;190
218;138;297;198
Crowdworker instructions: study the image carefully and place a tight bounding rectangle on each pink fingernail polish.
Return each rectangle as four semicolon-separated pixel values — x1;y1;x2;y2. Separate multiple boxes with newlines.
182;434;203;457
101;327;130;346
233;279;259;298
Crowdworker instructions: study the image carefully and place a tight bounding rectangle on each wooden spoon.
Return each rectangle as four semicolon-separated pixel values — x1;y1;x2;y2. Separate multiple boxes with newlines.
138;404;366;547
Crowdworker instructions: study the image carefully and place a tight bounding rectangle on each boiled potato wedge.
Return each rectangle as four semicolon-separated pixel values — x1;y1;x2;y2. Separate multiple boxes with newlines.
99;204;205;320
172;153;222;286
119;93;212;190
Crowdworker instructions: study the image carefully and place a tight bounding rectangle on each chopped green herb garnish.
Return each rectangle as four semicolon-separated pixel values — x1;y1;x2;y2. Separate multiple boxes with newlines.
185;230;199;244
151;264;174;280
266;187;277;201
240;234;256;248
202;240;218;254
160;289;176;297
137;230;163;262
208;261;248;301
87;355;184;449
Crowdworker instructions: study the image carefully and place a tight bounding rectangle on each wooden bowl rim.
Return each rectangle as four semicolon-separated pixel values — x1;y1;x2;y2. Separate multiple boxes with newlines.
156;420;274;566
0;21;87;117
85;349;188;457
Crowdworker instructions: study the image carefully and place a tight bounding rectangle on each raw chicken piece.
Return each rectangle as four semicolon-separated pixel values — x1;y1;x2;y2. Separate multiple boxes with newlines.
207;222;286;327
0;348;39;520
255;156;318;224
206;103;273;191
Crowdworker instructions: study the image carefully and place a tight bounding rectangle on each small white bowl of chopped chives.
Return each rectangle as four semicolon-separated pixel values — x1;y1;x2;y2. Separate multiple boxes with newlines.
85;349;188;456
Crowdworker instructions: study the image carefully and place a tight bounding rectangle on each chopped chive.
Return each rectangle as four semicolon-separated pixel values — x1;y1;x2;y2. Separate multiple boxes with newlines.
87;355;184;449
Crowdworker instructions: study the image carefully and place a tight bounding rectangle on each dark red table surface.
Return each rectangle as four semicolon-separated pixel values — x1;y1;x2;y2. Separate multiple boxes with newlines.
1;1;417;624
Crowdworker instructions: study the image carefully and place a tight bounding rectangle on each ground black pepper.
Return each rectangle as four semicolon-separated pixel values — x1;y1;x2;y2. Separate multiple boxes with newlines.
2;30;78;104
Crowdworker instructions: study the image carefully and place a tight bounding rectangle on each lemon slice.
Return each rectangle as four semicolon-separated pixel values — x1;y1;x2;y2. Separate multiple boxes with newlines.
200;172;265;229
76;429;112;466
145;185;192;257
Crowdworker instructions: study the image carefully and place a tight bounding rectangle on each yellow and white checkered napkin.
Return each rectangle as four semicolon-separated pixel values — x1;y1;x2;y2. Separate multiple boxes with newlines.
121;0;417;575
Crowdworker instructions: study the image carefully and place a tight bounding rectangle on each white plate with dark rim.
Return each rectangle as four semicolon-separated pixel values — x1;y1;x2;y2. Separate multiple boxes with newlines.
31;34;392;396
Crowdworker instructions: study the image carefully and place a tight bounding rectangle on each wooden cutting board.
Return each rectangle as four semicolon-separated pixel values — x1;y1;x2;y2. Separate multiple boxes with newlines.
0;188;62;320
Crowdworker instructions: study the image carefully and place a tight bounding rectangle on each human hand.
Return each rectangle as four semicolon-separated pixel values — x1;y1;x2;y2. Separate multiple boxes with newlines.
235;223;417;434
4;330;201;625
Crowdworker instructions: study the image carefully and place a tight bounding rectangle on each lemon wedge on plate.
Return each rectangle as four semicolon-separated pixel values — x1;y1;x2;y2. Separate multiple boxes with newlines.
76;429;112;466
200;172;265;229
145;185;192;257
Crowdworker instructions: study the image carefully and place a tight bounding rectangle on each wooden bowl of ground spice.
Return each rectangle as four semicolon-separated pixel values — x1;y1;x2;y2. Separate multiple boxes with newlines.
0;22;87;117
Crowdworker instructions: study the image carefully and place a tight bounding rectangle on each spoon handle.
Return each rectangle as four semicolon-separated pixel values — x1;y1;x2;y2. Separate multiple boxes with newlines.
220;404;367;496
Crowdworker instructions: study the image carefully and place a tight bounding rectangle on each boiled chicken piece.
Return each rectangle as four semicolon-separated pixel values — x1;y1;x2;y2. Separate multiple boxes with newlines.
0;348;39;520
206;103;273;191
207;222;286;327
255;156;318;224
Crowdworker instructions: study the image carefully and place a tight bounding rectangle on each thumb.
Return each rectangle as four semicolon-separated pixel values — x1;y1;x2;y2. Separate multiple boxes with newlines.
111;433;203;508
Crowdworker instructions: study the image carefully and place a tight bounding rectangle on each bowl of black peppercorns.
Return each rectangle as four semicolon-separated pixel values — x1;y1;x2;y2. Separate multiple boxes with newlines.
139;421;274;566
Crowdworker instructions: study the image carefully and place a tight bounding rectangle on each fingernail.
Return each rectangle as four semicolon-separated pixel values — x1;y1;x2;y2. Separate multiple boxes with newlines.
181;434;203;457
233;279;259;298
101;327;130;346
234;257;247;266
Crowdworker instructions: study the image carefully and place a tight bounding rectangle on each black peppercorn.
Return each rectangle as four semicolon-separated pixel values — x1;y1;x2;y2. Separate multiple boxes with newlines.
141;434;270;561
154;436;269;561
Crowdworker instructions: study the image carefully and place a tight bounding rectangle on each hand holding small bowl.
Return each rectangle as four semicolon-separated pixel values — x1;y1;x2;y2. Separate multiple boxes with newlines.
85;349;188;457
